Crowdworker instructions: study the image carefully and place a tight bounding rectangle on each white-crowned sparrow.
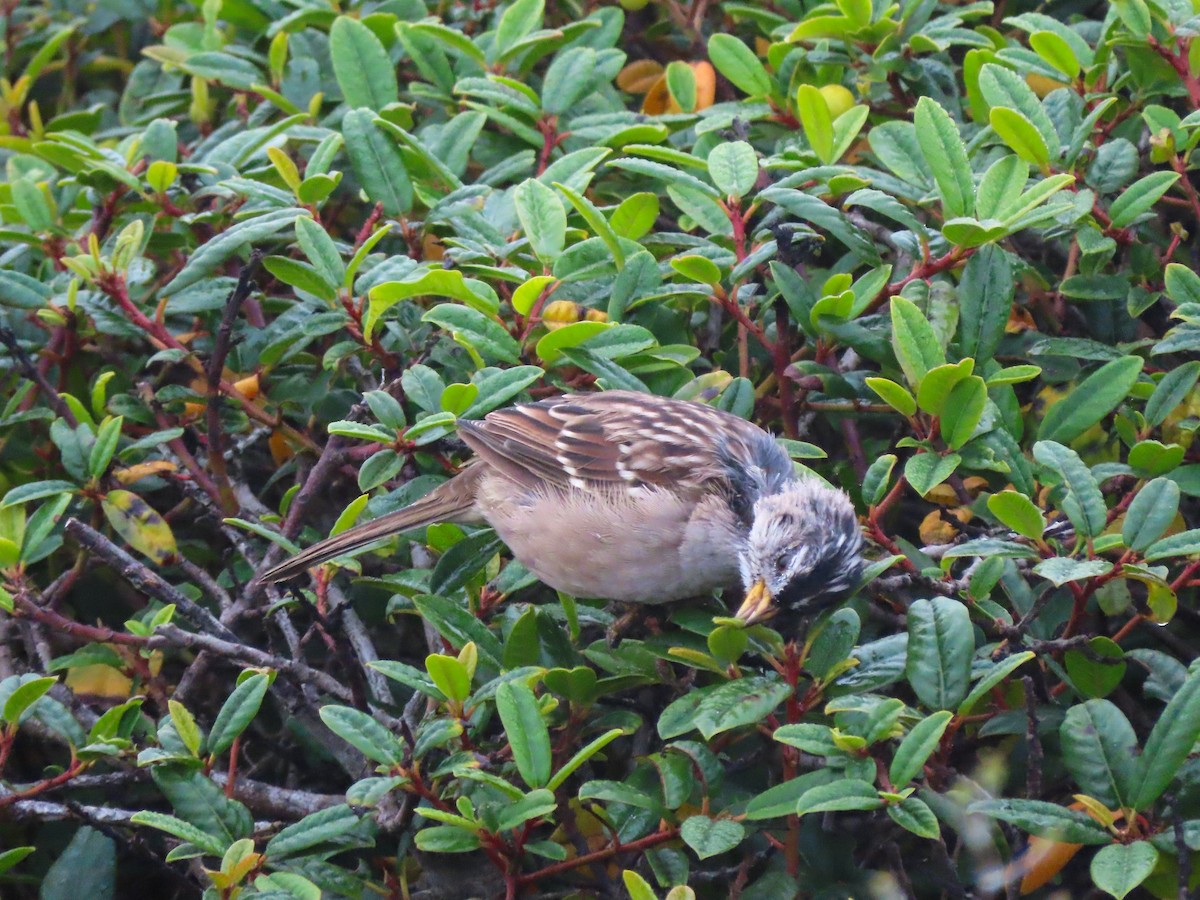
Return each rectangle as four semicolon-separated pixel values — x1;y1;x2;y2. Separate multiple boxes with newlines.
262;391;865;624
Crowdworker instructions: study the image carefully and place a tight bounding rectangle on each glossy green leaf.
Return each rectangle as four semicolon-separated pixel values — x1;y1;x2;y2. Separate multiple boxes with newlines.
914;97;973;218
707;34;771;96
1060;699;1139;809
905;597;973;710
987;491;1045;540
1090;842;1158;899
1039;356;1144;444
1132;665;1200;808
329;16;398;111
495;680;552;788
1032;441;1108;538
342;109;412;217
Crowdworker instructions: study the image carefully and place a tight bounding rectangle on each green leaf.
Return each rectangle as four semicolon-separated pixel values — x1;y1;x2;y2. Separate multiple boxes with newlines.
958;651;1035;715
207;673;269;756
890;296;945;387
610;192;659;241
887;796;940;839
976;155;1028;220
495;681;552;789
1164;263;1200;305
1;481;78;508
904;452;961;497
664;60;697;112
707;34;771;96
101;490;177;564
495;0;544;53
987;491;1045;540
680;816;744;860
168;699;202;757
1145;528;1200;561
1032;441;1108;538
863;454;897;506
914;97;973;219
1030;30;1081;78
422;304;521;364
265;805;363;860
2;675;56;724
905;597;973;710
1065;636;1125;698
462;366;544;418
535;320;610;364
890;711;953;787
968;798;1112;844
866;377;917;416
1132;665;1200;809
131;811;225;855
414;826;481;853
670;254;722;285
547;728;623;791
1111;0;1152;39
1146;361;1200;427
0;847;34;876
425;654;471;703
693;676;792;739
795;779;883;815
329;16;398;111
1109;171;1180;228
940;375;987;449
1038;356;1144;444
1090;842;1158;899
958;245;1013;365
990;107;1050;167
1123;478;1180;551
496;789;557;832
513;178;567;262
1060;699;1139;809
707;141;758;199
294;217;345;290
796;85;834;164
151;767;251;846
163;208;310;296
318;705;403;765
88;416;122;479
1035;557;1113;587
805;608;860;680
623;870;658;900
978;64;1060;161
554;181;624;267
366;269;493;340
264;256;335;302
342;109;412;217
916;361;972;416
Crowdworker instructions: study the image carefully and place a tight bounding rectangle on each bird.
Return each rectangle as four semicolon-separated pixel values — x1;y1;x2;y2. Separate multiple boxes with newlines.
260;390;865;626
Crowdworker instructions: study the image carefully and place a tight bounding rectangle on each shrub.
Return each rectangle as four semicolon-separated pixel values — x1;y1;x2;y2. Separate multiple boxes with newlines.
3;0;1200;897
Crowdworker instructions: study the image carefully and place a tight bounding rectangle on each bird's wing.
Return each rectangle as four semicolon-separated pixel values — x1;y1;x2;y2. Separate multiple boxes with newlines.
459;391;790;503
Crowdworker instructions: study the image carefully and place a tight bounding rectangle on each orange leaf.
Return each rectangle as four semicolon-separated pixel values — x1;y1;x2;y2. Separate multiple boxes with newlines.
617;59;664;94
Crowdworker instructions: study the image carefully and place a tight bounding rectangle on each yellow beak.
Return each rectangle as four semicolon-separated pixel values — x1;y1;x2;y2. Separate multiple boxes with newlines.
735;579;776;625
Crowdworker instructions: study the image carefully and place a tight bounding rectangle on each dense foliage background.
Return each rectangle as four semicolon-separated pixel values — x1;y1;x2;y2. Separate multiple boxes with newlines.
5;0;1200;897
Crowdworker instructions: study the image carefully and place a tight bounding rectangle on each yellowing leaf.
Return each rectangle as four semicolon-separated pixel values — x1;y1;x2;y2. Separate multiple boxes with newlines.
101;490;178;564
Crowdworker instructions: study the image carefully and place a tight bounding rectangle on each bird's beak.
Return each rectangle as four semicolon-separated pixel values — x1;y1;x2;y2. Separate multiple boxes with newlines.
735;580;776;625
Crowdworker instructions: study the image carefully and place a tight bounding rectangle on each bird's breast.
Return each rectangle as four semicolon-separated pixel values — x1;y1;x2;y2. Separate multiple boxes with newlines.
474;474;743;603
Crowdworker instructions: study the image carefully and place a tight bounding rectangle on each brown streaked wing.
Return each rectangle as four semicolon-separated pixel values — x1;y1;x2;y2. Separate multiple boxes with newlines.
458;391;766;494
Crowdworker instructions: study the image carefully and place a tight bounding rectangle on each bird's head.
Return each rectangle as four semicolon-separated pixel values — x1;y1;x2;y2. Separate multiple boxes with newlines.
735;479;864;627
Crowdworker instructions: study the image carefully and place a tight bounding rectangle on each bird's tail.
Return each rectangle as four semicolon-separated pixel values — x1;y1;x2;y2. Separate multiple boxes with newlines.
258;467;482;583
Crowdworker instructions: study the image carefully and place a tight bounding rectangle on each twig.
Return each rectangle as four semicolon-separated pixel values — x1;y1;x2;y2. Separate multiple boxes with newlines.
0;327;78;426
148;623;352;702
64;518;235;641
204;252;262;514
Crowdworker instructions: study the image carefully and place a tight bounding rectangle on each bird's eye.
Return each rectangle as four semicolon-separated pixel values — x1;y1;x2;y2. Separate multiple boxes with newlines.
773;553;789;575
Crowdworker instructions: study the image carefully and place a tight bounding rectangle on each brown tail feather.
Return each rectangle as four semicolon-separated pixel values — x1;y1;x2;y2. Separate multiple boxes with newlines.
258;469;482;583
